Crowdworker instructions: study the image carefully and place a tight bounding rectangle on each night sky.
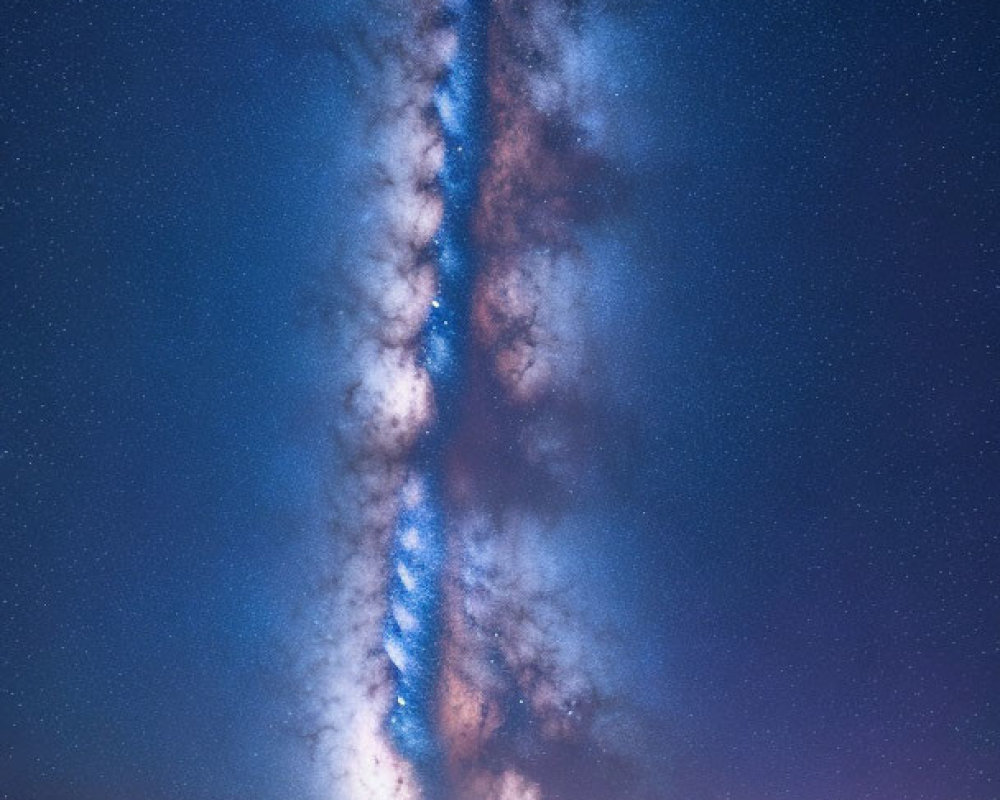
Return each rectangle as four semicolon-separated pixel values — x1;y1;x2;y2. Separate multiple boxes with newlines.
2;2;998;799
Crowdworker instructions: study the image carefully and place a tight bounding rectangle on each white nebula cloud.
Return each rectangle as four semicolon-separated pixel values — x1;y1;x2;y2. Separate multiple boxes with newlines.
301;1;452;796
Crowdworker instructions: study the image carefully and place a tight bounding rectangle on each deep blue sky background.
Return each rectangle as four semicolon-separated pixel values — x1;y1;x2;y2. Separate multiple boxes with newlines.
2;2;997;799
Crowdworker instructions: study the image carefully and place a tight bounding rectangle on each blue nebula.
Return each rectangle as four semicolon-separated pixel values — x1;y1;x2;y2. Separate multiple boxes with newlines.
385;486;444;762
383;0;488;785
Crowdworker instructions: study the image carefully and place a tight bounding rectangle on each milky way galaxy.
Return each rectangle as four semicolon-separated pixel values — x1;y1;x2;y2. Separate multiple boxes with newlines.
6;0;998;798
306;2;655;798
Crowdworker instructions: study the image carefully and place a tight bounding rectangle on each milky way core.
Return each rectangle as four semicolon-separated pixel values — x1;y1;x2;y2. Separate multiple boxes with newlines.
306;2;655;797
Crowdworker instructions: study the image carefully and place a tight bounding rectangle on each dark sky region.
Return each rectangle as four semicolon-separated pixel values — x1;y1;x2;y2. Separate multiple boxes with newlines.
2;1;998;799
